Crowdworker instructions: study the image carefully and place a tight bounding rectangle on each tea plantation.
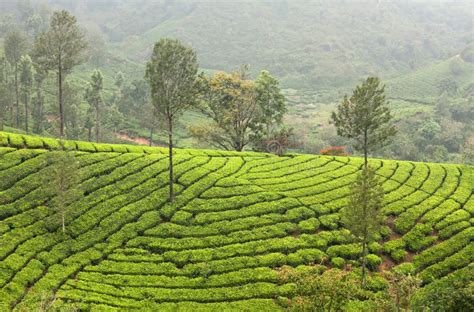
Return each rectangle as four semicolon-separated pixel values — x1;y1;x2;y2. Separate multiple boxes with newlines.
0;131;472;311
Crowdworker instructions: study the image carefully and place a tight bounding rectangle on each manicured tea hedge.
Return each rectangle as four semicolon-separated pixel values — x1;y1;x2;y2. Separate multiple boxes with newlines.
0;131;472;311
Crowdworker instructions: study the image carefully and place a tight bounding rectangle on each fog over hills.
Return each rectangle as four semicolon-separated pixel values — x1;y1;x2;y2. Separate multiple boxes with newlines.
46;0;472;89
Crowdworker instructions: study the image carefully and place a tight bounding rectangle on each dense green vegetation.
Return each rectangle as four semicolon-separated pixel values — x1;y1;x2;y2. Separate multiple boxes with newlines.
0;131;472;310
1;1;472;163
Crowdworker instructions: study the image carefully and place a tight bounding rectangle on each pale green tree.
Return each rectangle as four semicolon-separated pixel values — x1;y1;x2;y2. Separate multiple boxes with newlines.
19;55;34;133
84;70;104;142
145;38;199;203
255;70;286;139
342;166;385;288
4;29;27;128
44;149;82;233
31;66;47;134
32;10;88;137
191;70;261;151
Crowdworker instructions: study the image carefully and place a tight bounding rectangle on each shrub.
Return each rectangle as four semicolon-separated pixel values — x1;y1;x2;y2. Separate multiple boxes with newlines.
366;254;382;270
368;242;382;253
391;249;408;262
297;217;320;233
331;257;345;268
8;133;25;148
392;262;416;275
403;223;437;251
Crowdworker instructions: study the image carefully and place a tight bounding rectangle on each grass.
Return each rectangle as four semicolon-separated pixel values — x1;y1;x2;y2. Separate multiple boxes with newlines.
0;131;472;311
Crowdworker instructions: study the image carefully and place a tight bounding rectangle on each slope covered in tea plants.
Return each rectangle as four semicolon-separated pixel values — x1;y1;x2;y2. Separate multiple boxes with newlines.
0;132;472;311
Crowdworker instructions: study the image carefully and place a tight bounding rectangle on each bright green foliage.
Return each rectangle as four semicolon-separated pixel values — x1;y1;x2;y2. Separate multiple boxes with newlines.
0;132;472;311
42;149;82;233
342;166;385;287
411;264;474;311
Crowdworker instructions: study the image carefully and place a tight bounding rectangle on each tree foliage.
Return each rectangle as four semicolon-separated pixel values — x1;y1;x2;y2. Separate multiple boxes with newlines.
4;29;27;128
85;69;104;143
43;149;82;233
145;38;199;203
331;77;396;168
32;10;88;137
31;66;46;134
279;266;361;312
192;69;261;151
342;166;385;288
255;70;286;139
19;55;33;133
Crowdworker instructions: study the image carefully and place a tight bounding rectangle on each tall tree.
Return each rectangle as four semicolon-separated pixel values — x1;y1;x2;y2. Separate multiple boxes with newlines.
31;66;46;134
4;29;27;128
19;55;34;133
255;70;286;139
85;70;104;142
63;81;83;139
0;56;13;130
191;70;261;151
342;166;385;288
114;71;125;92
44;149;82;233
84;107;94;142
145;38;199;203
32;10;88;137
331;77;396;168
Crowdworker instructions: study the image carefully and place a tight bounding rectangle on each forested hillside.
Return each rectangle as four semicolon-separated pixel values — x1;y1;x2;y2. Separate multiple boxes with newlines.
44;0;472;89
0;0;472;162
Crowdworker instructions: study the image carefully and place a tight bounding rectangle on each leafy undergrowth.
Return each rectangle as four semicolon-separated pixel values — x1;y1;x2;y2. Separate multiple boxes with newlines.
0;131;472;311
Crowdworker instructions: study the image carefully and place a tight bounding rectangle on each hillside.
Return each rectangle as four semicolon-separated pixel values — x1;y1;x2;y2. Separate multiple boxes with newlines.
386;54;474;102
46;0;472;89
0;131;472;310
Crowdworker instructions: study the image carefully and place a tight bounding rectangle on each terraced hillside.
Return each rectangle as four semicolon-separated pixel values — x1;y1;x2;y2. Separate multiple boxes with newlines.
0;131;472;311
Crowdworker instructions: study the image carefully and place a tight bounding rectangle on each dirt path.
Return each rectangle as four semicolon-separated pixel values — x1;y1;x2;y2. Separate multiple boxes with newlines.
378;255;395;272
114;132;162;147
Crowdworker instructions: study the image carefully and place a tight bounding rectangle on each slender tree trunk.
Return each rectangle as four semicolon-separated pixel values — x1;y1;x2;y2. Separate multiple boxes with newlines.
149;126;154;147
35;96;44;134
361;236;367;289
364;130;368;169
58;68;64;138
266;120;270;141
14;64;19;128
61;210;65;233
95;104;100;143
168;119;174;203
10;103;14;126
24;94;28;133
87;128;92;142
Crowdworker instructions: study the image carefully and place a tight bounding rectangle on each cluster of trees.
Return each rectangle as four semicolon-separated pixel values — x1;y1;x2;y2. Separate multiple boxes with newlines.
383;96;474;164
281;264;473;312
145;39;291;202
0;7;130;143
1;9;87;137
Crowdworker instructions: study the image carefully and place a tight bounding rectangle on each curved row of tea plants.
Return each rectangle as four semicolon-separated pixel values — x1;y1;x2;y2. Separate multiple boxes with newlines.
0;132;472;311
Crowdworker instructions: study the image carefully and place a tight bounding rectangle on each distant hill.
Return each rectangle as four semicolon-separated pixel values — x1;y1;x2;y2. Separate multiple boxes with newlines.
387;53;474;103
45;0;473;90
